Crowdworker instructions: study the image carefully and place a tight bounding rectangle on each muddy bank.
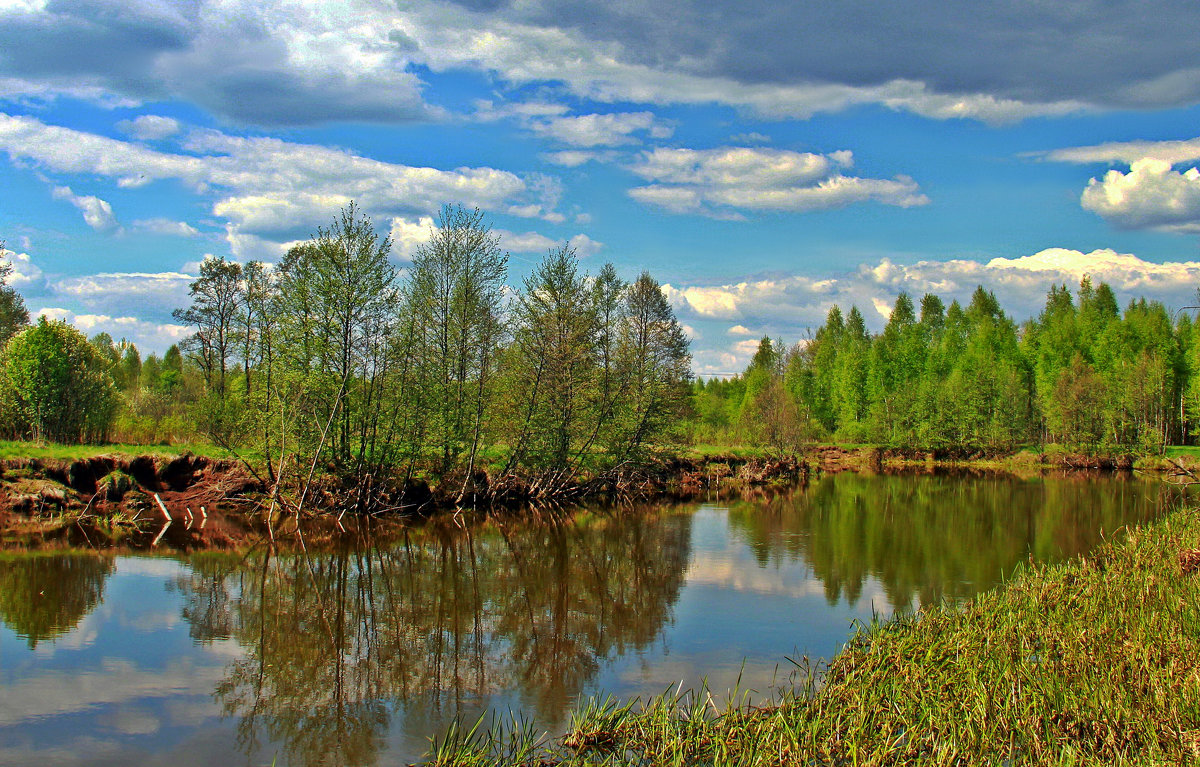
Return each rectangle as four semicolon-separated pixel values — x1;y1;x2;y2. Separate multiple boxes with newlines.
0;452;263;551
0;445;1159;552
807;444;1141;472
0;452;811;551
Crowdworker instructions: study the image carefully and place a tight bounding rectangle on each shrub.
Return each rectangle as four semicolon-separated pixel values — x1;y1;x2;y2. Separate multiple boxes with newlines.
0;317;119;443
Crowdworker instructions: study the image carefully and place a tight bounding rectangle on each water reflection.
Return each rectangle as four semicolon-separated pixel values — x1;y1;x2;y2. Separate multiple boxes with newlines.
0;555;113;648
0;473;1184;766
728;472;1175;606
183;512;692;766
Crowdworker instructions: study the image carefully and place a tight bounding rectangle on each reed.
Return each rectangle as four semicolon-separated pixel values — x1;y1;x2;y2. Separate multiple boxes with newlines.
426;503;1200;766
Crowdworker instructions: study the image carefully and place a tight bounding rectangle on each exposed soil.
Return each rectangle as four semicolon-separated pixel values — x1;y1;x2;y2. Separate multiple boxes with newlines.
0;445;1148;552
0;452;264;551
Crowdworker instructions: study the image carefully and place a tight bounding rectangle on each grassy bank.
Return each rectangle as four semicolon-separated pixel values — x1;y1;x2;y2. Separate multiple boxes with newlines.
0;440;236;462
432;503;1200;766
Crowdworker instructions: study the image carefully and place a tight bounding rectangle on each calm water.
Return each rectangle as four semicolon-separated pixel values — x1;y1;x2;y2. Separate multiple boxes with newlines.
0;472;1182;766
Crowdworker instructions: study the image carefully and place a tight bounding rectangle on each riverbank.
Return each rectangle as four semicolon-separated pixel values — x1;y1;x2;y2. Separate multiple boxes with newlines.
0;441;1191;551
0;449;810;549
430;500;1200;766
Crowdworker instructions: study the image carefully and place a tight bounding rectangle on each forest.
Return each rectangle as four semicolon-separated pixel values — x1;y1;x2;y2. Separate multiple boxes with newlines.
696;281;1198;455
0;204;1196;503
0;204;694;508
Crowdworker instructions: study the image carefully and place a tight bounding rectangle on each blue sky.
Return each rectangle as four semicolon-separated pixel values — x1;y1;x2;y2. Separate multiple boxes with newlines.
5;1;1200;374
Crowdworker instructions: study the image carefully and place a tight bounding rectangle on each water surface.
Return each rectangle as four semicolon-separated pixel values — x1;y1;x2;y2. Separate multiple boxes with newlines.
0;472;1181;766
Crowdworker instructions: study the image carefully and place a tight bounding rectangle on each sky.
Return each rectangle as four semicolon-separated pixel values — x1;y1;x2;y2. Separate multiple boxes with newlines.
5;1;1200;375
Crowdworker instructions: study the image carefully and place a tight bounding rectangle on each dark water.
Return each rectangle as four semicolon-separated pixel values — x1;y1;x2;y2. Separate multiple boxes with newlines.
0;472;1182;766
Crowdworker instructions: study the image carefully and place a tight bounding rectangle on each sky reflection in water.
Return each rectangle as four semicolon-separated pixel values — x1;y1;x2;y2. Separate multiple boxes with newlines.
0;472;1181;766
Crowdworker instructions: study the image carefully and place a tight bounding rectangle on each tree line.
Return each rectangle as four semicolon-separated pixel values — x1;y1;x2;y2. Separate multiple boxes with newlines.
696;280;1199;455
169;203;692;506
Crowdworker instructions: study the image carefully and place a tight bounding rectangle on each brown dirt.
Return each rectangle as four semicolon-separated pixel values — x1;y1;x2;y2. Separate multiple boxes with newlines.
0;452;265;551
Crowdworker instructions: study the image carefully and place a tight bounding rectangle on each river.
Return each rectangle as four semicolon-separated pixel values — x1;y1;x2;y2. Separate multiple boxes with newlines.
0;471;1183;766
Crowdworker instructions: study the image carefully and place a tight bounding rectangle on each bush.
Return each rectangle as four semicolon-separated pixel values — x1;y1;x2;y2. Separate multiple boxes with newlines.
0;317;119;443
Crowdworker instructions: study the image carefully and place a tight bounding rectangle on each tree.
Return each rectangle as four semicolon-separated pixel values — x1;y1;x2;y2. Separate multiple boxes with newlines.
1;317;118;442
505;244;597;472
0;241;29;346
609;272;692;463
274;202;399;474
407;204;508;475
119;342;142;391
173;256;243;398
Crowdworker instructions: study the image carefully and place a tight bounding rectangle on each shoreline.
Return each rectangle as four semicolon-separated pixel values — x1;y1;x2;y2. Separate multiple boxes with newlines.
0;444;1182;551
431;499;1200;766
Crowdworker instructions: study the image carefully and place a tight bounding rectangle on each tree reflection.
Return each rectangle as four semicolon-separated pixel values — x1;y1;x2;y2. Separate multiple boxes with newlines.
0;555;113;648
179;509;692;767
727;472;1178;607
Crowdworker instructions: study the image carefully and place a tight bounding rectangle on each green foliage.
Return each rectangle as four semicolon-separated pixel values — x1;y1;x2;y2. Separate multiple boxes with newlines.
159;202;691;506
97;469;136;501
697;278;1192;455
1;317;119;443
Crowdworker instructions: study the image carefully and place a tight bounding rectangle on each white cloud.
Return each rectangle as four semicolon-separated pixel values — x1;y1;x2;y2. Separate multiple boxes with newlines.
727;324;755;336
1043;137;1200;166
116;115;181;141
566;233;603;258
389;215;436;260
542;150;604;167
531;111;672;147
670;247;1200;337
627;146;927;217
49;271;195;322
132;218;200;237
0;247;44;287
0;113;559;256
50;184;118;231
389;217;599;261
494;229;558;253
1079;158;1200;232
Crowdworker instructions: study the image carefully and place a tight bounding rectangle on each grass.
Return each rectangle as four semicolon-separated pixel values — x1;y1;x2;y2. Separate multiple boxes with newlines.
429;503;1200;766
0;439;234;462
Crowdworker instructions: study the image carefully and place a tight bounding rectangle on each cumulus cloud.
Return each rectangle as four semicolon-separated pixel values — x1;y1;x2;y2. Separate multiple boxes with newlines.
1041;137;1200;232
542;150;610;167
1078;158;1200;232
627;146;927;217
566;233;603;257
530;111;672;147
389;215;436;260
477;99;671;148
116;115;181;141
0;246;44;288
50;185;118;231
389;215;600;261
0;113;559;255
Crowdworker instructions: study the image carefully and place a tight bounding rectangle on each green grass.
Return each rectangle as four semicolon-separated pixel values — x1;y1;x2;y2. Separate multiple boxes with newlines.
686;443;773;459
0;439;233;461
429;503;1200;766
